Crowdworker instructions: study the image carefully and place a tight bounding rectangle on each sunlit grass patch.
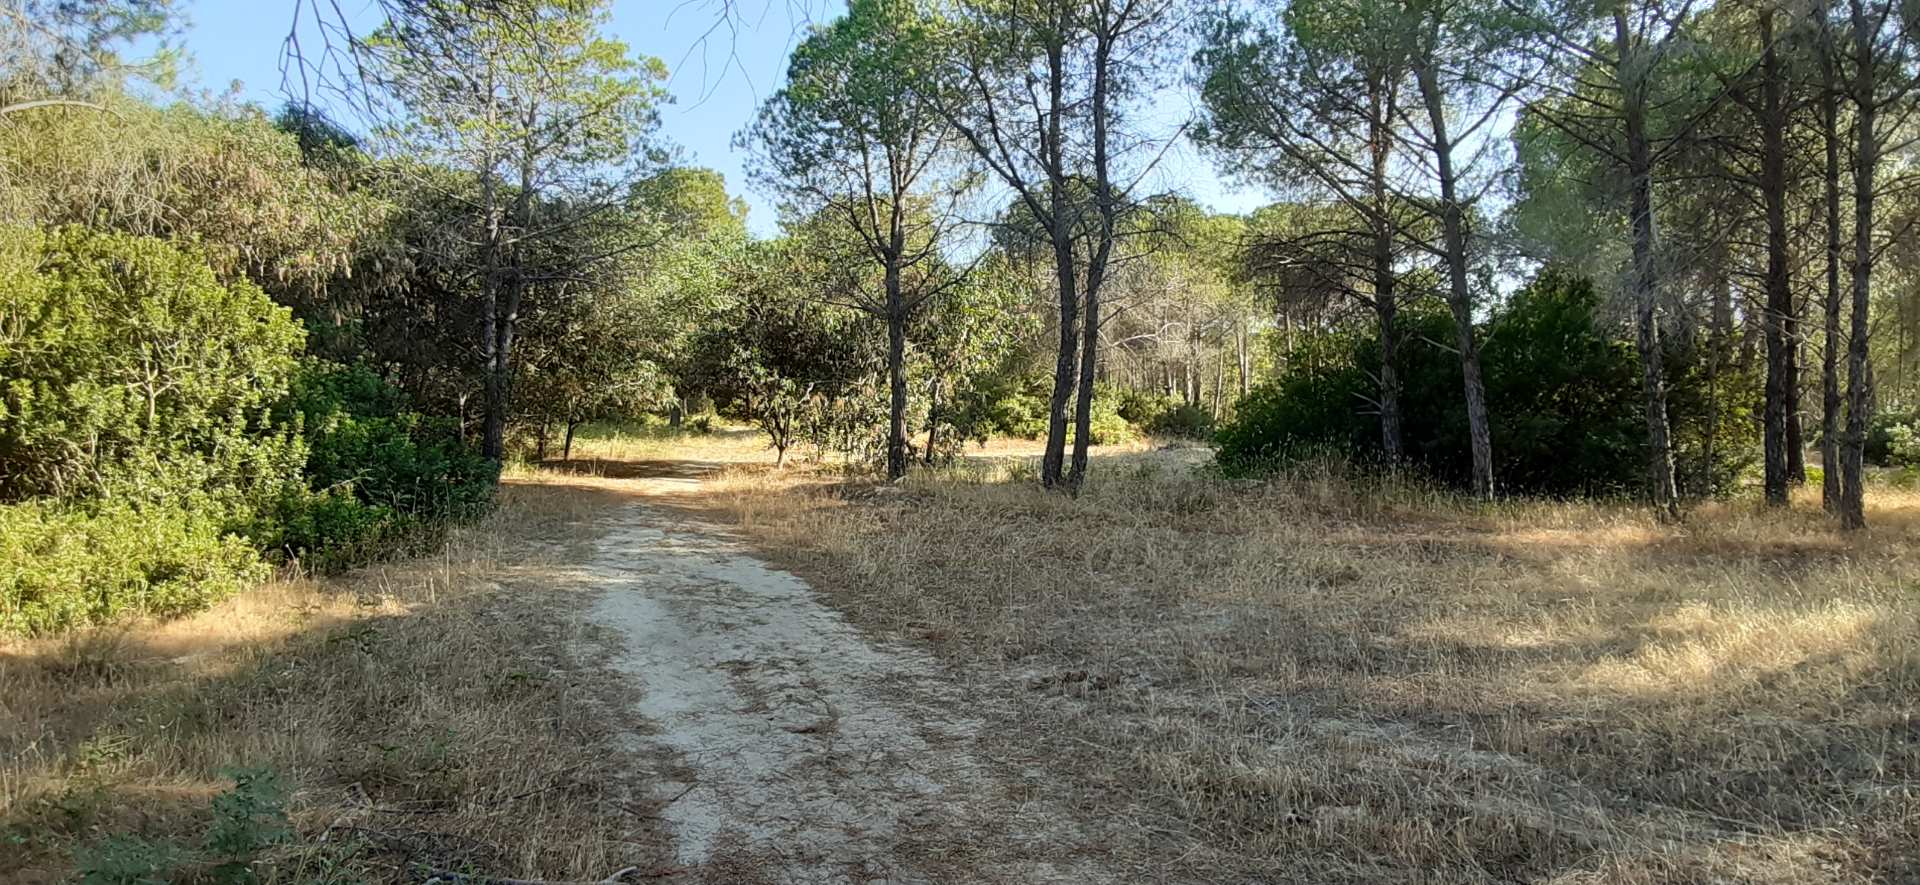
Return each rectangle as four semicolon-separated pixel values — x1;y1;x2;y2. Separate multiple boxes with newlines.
695;449;1920;883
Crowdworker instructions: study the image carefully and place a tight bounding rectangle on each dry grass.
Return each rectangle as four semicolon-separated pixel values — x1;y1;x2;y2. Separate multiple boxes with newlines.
693;448;1920;883
0;481;673;883
517;425;780;473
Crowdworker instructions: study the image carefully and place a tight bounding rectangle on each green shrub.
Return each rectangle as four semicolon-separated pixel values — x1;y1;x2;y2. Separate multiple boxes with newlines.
1867;410;1920;466
0;500;267;634
263;362;496;571
1145;402;1216;439
1113;387;1179;427
978;375;1053;439
1078;389;1137;446
1216;269;1754;497
0;226;307;506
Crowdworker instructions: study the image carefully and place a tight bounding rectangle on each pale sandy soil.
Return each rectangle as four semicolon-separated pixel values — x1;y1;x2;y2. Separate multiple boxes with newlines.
555;464;1124;884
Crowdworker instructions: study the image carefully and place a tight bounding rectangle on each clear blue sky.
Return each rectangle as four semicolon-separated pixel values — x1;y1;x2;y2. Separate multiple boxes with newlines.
169;0;1264;236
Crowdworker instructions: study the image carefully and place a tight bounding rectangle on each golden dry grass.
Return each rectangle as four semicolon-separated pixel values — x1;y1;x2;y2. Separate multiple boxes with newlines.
693;448;1920;884
0;481;674;883
517;425;785;472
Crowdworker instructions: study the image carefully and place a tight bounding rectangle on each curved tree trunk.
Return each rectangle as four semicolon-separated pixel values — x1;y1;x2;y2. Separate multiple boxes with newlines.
1414;58;1494;500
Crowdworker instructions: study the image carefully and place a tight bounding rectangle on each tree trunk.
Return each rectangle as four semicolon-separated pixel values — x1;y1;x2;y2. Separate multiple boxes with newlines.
1236;322;1250;399
563;418;579;462
1369;73;1405;463
1044;230;1080;490
1760;10;1793;507
1067;18;1120;495
536;422;550;461
1821;20;1845;512
1841;0;1878;530
1037;33;1077;491
479;202;506;461
1706;264;1733;491
924;376;941;466
885;257;909;481
1415;57;1494;500
1619;8;1680;519
1788;334;1807;485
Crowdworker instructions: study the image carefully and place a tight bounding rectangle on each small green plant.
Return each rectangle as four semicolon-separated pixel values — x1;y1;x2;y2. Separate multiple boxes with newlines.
75;768;291;885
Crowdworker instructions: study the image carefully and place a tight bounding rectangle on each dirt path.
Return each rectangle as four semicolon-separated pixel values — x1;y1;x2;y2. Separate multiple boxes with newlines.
572;469;1113;884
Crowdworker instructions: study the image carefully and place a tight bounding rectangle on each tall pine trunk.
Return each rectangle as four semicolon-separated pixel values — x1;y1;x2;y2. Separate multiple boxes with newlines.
1619;8;1680;519
885;256;909;481
1370;78;1405;463
1840;0;1879;530
1760;8;1795;506
1067;20;1120;495
1044;229;1080;490
1415;58;1494;500
1039;38;1076;491
1821;19;1845;512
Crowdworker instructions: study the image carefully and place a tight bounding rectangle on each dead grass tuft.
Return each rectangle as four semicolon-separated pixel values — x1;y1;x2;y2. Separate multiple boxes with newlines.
0;481;672;883
694;449;1920;883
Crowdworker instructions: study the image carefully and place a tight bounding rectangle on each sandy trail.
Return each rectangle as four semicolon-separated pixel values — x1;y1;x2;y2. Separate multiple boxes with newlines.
577;470;1109;884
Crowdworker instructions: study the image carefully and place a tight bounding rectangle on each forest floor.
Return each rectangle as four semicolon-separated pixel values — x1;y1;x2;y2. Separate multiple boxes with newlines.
4;427;1916;883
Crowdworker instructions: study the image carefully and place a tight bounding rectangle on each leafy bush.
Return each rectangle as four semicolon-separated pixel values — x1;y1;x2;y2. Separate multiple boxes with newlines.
0;229;498;631
951;376;1140;445
983;378;1053;439
0;226;307;506
1078;389;1138;446
1217;270;1754;497
263;362;496;571
0;500;267;634
1145;402;1216;439
1867;410;1920;466
1113;388;1179;427
1883;422;1920;467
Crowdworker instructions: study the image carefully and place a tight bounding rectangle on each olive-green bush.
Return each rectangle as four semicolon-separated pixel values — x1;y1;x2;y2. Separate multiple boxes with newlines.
0;500;268;634
261;362;497;571
0;225;307;506
0;227;495;633
1216;271;1757;497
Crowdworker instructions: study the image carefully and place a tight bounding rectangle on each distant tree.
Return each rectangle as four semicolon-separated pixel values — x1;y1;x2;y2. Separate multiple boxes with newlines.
926;0;1181;493
1396;0;1519;501
692;239;882;466
360;0;667;461
1508;0;1721;517
745;0;976;480
1196;0;1423;460
0;0;179;113
1835;0;1914;529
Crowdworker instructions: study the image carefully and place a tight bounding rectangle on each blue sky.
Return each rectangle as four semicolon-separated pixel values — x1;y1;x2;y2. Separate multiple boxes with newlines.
169;0;1264;236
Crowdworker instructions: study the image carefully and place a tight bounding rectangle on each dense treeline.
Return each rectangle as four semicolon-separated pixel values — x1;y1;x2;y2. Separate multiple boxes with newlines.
0;0;741;632
8;0;1920;631
724;0;1920;528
